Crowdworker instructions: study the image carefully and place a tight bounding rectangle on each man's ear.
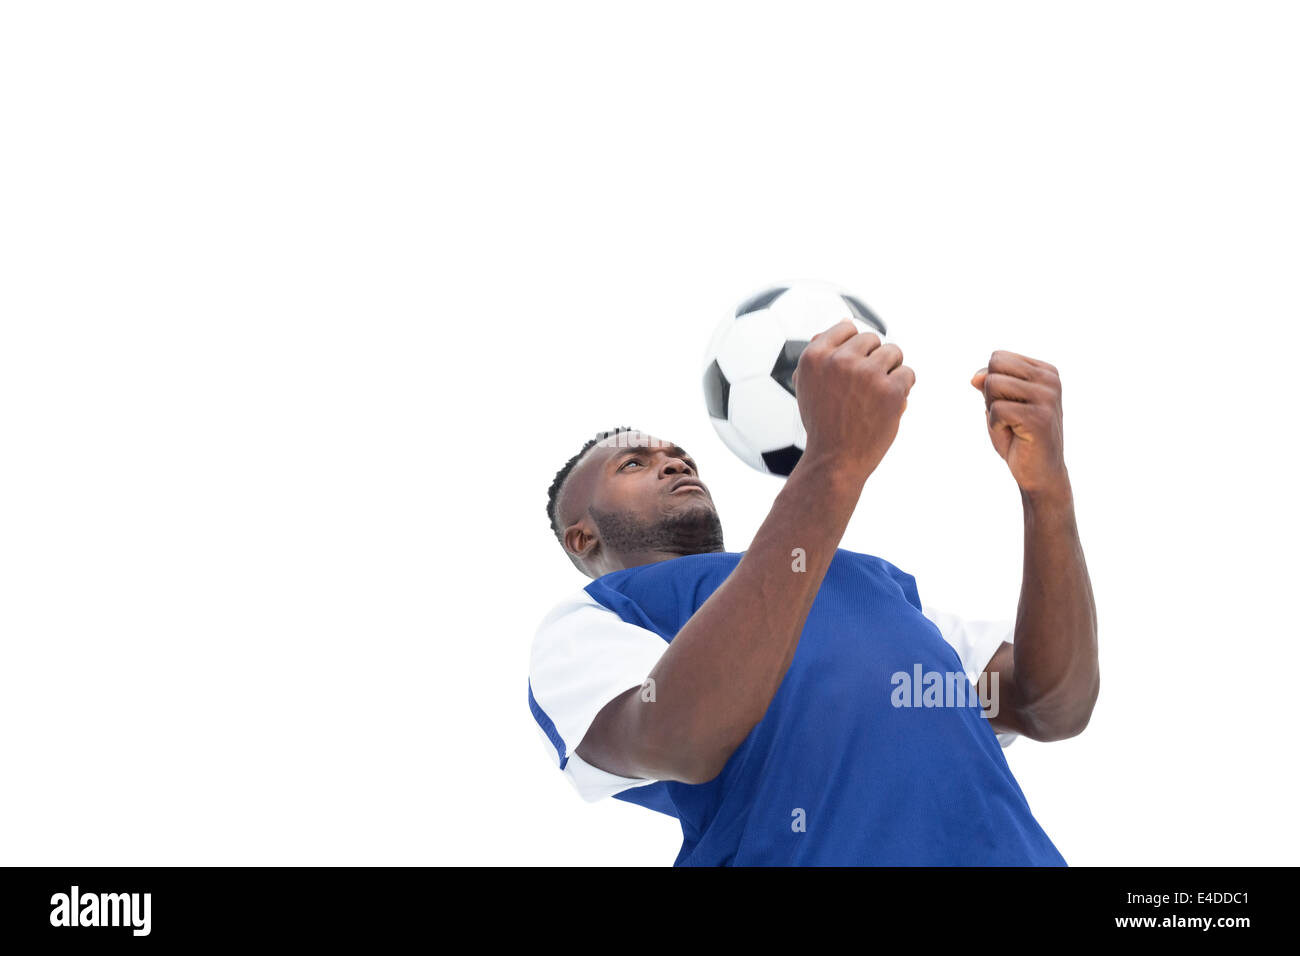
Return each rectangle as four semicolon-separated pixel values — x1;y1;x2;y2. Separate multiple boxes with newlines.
563;521;598;561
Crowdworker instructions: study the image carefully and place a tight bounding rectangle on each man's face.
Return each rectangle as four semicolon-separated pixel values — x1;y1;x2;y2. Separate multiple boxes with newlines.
559;430;724;574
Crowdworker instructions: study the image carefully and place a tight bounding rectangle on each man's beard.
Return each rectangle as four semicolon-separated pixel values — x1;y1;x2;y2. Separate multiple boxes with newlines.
589;502;725;556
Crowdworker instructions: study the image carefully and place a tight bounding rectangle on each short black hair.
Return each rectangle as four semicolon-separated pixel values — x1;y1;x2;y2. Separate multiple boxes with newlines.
547;426;637;552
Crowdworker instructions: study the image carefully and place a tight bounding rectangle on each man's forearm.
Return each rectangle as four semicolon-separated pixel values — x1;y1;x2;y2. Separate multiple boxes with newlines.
1010;475;1099;739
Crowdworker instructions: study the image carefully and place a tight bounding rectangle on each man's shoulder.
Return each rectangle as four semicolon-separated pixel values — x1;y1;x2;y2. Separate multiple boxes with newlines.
531;586;619;646
537;586;607;623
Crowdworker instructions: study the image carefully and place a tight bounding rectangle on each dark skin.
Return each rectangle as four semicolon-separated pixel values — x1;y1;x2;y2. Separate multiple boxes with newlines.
969;352;1100;740
559;327;1097;786
557;432;725;578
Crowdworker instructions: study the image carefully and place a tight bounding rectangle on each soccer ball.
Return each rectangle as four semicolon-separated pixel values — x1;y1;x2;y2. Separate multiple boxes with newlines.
701;279;887;477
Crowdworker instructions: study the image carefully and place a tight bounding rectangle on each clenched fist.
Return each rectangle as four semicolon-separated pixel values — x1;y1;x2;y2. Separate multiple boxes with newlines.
971;351;1068;496
792;318;915;482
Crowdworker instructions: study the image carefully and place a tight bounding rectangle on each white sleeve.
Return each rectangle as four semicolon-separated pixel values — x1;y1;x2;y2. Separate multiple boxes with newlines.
528;589;670;801
920;604;1019;749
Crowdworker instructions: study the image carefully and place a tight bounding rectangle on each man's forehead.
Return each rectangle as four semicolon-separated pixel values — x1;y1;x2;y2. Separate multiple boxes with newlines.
559;431;681;520
592;430;675;456
585;431;693;471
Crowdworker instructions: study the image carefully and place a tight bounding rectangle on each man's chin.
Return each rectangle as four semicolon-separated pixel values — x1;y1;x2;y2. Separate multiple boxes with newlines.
589;503;724;555
663;508;724;552
672;496;715;513
666;488;715;509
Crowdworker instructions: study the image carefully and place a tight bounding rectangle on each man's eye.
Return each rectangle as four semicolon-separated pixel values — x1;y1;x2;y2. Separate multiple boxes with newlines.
620;459;640;470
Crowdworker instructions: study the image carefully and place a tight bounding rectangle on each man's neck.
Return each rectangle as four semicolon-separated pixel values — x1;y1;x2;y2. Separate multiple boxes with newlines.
606;545;726;574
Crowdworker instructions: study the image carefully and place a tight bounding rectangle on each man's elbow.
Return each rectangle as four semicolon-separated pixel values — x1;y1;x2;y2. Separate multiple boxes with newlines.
1031;711;1091;742
650;718;751;784
647;734;733;785
632;710;735;785
1022;672;1099;742
671;757;724;786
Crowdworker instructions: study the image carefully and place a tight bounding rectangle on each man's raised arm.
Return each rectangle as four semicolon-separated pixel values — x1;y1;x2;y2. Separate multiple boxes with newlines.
971;352;1100;741
576;318;915;784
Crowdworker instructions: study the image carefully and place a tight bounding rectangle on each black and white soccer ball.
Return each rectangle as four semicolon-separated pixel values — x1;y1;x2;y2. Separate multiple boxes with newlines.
701;280;887;477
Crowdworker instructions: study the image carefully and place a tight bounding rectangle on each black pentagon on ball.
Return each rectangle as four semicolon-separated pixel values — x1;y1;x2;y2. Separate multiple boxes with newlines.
842;294;887;336
770;339;809;398
735;286;788;318
761;445;803;477
702;359;730;419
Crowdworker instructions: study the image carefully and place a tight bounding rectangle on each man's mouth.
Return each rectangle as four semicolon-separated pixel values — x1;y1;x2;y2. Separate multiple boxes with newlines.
669;478;707;495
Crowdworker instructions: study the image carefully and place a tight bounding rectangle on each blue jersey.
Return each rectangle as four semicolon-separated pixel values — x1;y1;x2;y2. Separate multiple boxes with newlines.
529;548;1066;866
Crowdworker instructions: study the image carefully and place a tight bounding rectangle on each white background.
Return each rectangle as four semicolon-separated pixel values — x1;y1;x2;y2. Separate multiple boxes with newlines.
2;1;1297;865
